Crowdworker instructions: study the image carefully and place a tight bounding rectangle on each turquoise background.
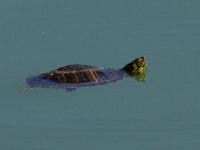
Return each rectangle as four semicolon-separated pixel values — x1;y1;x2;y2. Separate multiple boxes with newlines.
1;0;200;149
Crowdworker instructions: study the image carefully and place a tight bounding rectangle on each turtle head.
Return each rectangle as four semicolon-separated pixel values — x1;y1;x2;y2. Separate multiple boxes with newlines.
122;56;147;81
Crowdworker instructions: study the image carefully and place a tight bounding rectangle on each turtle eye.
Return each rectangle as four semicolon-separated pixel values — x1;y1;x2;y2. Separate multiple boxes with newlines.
136;58;144;68
137;60;142;67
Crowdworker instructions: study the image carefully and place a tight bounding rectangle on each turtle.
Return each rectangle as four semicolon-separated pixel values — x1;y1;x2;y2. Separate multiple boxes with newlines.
24;56;147;92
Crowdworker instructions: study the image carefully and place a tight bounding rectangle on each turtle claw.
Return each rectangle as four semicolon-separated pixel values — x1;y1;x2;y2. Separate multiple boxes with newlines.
23;86;32;93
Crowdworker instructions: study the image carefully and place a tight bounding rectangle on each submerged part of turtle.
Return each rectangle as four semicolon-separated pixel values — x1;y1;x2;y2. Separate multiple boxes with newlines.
24;56;147;92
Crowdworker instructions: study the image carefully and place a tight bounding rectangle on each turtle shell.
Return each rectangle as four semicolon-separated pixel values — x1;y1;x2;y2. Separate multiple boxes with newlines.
25;64;124;91
41;65;123;84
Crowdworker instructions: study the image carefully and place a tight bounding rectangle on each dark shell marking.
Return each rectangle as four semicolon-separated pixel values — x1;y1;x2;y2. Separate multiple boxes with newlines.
41;65;123;84
25;64;125;92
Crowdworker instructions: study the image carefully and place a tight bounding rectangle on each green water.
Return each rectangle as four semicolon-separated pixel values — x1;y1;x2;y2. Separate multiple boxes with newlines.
1;0;200;149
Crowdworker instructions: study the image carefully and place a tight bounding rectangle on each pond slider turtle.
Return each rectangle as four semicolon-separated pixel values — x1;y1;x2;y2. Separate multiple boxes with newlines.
24;56;147;92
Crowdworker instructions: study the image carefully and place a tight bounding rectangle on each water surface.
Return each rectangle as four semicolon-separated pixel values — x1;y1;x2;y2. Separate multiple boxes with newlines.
1;1;200;150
